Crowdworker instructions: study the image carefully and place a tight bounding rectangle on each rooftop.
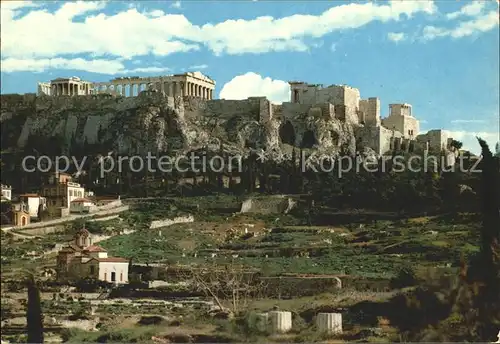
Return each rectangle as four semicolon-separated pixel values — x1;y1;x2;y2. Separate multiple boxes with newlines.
83;245;107;253
96;257;129;263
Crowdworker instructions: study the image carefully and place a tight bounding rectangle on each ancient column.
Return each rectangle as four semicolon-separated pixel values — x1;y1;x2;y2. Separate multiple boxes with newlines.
268;311;292;333
316;313;342;334
159;79;165;94
173;82;177;97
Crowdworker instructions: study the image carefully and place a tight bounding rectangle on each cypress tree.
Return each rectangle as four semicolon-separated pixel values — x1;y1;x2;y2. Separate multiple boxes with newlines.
26;273;44;344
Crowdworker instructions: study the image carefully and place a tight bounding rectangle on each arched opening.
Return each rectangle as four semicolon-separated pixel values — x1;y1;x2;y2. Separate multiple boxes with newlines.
279;121;296;145
21;216;27;226
301;130;316;149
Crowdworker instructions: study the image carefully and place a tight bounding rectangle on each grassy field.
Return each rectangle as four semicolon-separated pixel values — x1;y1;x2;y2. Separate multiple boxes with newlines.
99;197;481;278
0;196;484;343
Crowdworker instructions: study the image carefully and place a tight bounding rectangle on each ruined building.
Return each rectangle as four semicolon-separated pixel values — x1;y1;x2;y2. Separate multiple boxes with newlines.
7;73;454;159
37;71;215;100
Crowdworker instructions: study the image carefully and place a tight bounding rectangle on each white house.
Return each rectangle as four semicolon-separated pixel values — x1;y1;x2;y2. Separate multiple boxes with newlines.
1;185;12;201
70;198;95;214
18;194;47;219
57;228;129;284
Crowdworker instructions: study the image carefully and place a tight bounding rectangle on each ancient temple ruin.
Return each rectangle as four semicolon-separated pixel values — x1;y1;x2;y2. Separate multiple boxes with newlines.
37;71;215;100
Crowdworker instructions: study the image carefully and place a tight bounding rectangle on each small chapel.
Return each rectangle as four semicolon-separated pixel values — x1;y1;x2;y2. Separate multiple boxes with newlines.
56;227;129;284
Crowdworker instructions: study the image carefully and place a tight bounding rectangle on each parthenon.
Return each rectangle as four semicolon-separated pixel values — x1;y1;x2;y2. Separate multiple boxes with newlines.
37;72;216;100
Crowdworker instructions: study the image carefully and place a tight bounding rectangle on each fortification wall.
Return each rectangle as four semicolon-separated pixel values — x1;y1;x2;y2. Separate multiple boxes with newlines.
416;129;450;152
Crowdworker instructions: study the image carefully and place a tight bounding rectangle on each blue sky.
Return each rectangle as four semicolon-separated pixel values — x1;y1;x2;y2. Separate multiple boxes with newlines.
1;0;499;152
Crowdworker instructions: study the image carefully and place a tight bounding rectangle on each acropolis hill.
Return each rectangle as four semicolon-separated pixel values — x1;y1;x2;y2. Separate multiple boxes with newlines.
1;71;455;159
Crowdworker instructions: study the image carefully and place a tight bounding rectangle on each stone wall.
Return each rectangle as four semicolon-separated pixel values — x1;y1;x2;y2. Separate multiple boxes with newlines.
149;215;194;229
359;98;381;127
416;129;451;152
240;196;296;214
357;125;403;155
381;113;419;139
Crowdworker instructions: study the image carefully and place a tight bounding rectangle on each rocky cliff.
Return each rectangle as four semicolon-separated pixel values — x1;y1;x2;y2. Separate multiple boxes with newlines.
0;92;360;160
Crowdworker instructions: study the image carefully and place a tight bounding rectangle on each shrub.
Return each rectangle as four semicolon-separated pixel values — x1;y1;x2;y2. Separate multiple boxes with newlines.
390;266;417;289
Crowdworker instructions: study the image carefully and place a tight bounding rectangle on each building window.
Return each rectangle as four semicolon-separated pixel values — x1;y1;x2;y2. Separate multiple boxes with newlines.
120;272;123;282
111;272;116;282
69;190;73;196
90;266;95;274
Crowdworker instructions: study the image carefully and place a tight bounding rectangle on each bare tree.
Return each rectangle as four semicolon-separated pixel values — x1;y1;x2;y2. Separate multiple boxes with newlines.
184;261;267;314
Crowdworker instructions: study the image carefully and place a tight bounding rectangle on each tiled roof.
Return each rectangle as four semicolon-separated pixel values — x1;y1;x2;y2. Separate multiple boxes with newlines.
59;244;83;253
76;228;91;236
19;193;39;197
83;245;107;253
97;257;129;263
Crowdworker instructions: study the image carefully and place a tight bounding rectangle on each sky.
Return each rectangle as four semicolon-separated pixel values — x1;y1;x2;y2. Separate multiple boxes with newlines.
1;0;499;153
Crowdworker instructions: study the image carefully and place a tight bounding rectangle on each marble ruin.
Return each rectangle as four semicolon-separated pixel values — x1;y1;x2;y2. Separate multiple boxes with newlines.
37;71;215;100
26;73;456;157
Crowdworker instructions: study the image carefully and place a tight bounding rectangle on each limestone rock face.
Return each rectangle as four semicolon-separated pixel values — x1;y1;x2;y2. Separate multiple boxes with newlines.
1;93;361;160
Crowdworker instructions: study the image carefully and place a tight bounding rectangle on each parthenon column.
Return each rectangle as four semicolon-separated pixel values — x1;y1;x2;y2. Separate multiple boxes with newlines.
172;82;177;97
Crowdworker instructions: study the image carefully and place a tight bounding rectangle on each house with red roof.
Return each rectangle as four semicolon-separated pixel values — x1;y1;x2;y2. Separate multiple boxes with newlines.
56;227;129;284
69;197;96;214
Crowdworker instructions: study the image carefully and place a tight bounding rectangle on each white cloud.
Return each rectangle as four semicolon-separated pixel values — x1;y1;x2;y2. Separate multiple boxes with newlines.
171;1;182;9
189;64;208;70
0;57;170;75
423;10;498;40
124;66;171;74
147;10;165;18
1;0;437;71
387;32;406;42
446;130;499;154
451;119;486;124
219;72;290;104
446;1;486;20
1;57;126;74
